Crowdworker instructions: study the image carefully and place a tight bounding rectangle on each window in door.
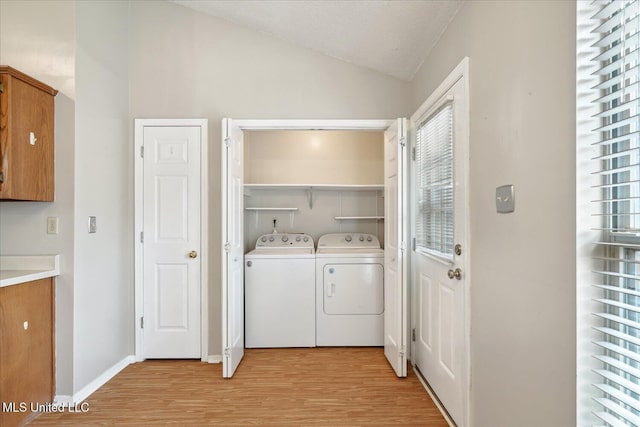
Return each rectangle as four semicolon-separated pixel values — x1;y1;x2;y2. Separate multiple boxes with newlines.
415;102;454;259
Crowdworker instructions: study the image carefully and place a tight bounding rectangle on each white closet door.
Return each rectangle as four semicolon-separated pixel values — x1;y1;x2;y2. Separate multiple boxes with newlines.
384;118;408;377
221;118;244;378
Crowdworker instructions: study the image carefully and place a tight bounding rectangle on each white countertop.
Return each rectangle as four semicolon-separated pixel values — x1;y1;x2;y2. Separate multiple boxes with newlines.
0;255;60;287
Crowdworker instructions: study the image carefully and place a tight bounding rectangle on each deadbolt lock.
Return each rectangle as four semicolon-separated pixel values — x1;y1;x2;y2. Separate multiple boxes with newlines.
455;244;462;256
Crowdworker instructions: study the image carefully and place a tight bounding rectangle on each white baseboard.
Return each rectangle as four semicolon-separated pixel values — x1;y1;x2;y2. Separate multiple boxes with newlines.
207;355;222;364
55;355;135;405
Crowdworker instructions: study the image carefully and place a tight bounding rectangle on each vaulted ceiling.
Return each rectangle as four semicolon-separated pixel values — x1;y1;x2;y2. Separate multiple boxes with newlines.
170;0;463;81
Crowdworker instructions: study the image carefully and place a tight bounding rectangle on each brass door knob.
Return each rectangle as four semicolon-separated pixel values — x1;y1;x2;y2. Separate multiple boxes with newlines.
447;268;462;280
188;250;198;259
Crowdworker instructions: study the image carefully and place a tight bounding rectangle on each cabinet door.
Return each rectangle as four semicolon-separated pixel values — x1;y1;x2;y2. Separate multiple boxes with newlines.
0;278;54;427
0;72;55;201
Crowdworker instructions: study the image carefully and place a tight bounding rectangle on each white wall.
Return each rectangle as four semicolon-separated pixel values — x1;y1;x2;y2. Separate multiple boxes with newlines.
129;0;410;356
244;131;384;185
245;189;384;250
1;0;132;397
73;0;131;392
0;0;76;396
410;1;576;426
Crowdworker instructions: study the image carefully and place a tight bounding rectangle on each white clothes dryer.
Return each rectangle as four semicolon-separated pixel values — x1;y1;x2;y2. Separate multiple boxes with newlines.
244;233;316;348
315;233;384;346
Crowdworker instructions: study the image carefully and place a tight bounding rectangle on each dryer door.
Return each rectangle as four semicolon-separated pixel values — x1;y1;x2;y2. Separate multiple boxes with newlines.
323;264;384;315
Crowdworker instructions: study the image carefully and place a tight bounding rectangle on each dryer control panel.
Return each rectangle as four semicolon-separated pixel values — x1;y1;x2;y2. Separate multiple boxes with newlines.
317;233;380;249
255;233;314;249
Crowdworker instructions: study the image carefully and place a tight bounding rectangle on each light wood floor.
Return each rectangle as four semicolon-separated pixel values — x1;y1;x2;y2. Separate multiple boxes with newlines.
30;348;447;426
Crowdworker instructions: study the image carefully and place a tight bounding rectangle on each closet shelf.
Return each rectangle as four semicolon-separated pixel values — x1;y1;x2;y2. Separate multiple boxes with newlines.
245;207;298;211
244;184;383;191
334;216;384;220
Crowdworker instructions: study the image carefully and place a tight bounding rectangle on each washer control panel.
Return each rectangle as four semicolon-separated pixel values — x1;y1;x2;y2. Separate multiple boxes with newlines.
255;233;314;249
317;233;380;249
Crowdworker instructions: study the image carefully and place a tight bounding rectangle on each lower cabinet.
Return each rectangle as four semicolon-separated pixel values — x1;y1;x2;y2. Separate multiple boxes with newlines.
0;278;54;427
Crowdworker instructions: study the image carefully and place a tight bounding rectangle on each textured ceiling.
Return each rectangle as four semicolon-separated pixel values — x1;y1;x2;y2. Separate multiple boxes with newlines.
170;0;463;81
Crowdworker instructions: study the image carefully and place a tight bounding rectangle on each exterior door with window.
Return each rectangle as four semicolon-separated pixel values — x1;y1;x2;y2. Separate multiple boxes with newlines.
412;60;469;426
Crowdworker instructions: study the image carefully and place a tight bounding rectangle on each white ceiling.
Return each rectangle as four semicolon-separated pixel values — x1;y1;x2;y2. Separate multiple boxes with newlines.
170;0;463;81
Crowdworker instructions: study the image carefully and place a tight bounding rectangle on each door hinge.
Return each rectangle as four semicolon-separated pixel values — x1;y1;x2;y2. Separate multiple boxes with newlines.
224;242;230;252
412;237;416;251
224;137;231;147
140;146;144;158
140;317;144;329
140;231;144;243
399;136;406;148
399;346;406;357
412;147;416;161
412;328;416;342
223;347;231;357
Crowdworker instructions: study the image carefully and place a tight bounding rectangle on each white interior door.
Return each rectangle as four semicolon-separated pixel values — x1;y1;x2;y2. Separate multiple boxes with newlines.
384;118;408;377
222;118;244;378
142;125;202;358
411;61;469;426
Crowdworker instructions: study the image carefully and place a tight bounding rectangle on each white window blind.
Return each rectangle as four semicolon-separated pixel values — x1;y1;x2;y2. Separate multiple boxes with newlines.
591;0;640;425
415;102;454;258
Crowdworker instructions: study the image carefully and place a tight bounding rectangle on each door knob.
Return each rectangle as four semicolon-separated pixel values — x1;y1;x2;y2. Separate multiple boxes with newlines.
447;268;462;280
188;250;198;259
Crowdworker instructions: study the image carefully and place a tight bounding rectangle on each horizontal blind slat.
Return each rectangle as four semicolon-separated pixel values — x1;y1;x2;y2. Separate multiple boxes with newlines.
592;270;640;280
593;383;640;413
592;114;640;133
593;368;640;395
594;326;640;347
593;341;640;364
594;298;640;313
593;397;640;425
591;130;640;147
593;411;628;427
593;312;640;330
593;64;640;89
593;354;640;380
594;284;640;297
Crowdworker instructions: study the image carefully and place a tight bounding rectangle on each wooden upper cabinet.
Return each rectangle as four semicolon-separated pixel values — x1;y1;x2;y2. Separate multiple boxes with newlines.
0;66;58;201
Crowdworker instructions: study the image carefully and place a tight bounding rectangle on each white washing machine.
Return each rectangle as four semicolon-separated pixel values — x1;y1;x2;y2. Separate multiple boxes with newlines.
244;233;316;348
315;233;384;346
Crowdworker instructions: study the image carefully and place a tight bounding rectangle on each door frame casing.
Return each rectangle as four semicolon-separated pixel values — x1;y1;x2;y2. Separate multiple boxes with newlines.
222;119;401;374
134;118;209;362
409;57;471;426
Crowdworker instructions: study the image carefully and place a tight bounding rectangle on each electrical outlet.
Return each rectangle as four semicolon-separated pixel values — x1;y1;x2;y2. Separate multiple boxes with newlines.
47;217;59;234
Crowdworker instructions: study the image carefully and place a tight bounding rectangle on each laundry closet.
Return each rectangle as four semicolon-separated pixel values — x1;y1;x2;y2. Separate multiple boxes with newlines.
221;118;407;379
242;130;386;350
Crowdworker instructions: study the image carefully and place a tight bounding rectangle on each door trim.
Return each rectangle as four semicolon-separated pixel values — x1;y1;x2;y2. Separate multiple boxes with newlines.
410;57;470;426
134;118;209;362
221;118;401;376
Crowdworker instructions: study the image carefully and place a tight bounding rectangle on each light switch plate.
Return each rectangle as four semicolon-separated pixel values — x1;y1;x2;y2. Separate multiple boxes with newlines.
88;216;97;233
496;184;515;213
47;217;59;234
